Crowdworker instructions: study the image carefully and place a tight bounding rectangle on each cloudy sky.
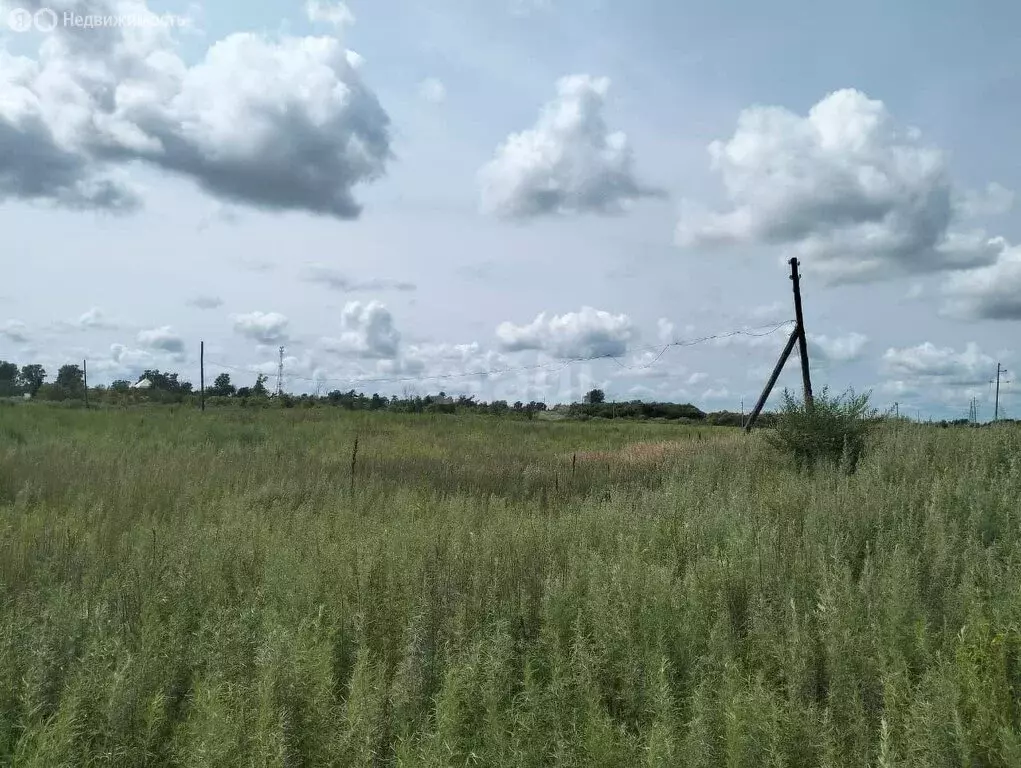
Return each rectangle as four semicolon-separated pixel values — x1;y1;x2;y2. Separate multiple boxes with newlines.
2;0;1019;418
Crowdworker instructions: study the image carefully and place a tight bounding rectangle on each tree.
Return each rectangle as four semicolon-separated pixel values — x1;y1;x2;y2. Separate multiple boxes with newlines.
139;369;192;393
0;361;18;396
18;364;46;396
584;388;605;405
110;380;131;392
210;372;235;397
251;374;269;397
56;364;85;393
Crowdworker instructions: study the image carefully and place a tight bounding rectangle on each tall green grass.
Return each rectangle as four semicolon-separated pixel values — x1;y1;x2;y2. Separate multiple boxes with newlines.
1;404;1019;766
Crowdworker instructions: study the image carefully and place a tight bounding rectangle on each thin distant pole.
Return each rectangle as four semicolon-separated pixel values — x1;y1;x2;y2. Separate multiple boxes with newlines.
276;346;285;397
994;363;1009;422
200;341;205;412
83;359;89;409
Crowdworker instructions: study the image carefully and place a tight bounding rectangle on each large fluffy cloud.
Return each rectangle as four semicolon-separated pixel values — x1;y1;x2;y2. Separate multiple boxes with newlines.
231;311;289;344
496;306;636;358
941;242;1021;320
0;0;391;217
321;300;400;359
479;75;661;219
676;89;1008;283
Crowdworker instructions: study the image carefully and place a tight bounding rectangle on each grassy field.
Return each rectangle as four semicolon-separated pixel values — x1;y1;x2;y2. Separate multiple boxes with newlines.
1;404;1020;766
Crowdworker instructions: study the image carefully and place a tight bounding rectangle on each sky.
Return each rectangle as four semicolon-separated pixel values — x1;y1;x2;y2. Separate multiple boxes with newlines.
1;0;1019;419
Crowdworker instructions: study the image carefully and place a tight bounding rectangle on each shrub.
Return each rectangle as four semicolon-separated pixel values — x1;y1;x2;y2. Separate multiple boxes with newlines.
766;387;875;473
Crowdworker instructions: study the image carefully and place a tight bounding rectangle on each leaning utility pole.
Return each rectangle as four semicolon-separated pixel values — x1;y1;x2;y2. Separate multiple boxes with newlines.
993;363;1009;422
744;258;814;431
82;359;88;409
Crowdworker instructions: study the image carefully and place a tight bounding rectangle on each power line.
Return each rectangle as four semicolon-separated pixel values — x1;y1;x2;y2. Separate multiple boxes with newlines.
206;320;795;389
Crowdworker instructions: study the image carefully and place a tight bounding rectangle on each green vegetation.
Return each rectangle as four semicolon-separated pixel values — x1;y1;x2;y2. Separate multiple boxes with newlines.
0;360;756;424
2;403;1020;766
767;387;876;473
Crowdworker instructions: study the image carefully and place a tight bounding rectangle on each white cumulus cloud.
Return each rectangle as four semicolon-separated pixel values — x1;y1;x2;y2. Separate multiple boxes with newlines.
676;88;1006;283
76;307;117;330
496;306;636;358
0;0;391;217
479;75;662;219
231;311;289;344
321;300;401;359
941;242;1021;320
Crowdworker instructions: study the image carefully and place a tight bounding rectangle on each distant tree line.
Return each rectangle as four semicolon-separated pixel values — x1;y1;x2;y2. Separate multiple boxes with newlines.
0;361;77;400
2;363;786;425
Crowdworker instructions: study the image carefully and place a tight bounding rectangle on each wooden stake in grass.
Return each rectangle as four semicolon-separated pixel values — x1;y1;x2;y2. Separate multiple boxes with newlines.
350;435;359;497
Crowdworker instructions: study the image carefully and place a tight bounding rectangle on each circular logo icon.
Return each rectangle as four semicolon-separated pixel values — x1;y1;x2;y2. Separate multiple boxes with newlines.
33;7;57;32
7;7;33;32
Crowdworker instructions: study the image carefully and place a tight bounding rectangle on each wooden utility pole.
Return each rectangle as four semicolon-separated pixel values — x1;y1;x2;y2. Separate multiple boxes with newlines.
789;257;813;408
82;359;89;409
744;259;814;431
744;328;799;432
200;341;205;412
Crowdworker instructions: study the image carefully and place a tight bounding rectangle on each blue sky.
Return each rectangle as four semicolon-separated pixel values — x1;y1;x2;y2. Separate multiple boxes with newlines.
1;0;1019;418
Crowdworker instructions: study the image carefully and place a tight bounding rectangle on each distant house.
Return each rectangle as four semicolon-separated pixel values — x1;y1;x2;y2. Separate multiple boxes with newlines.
133;378;153;390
